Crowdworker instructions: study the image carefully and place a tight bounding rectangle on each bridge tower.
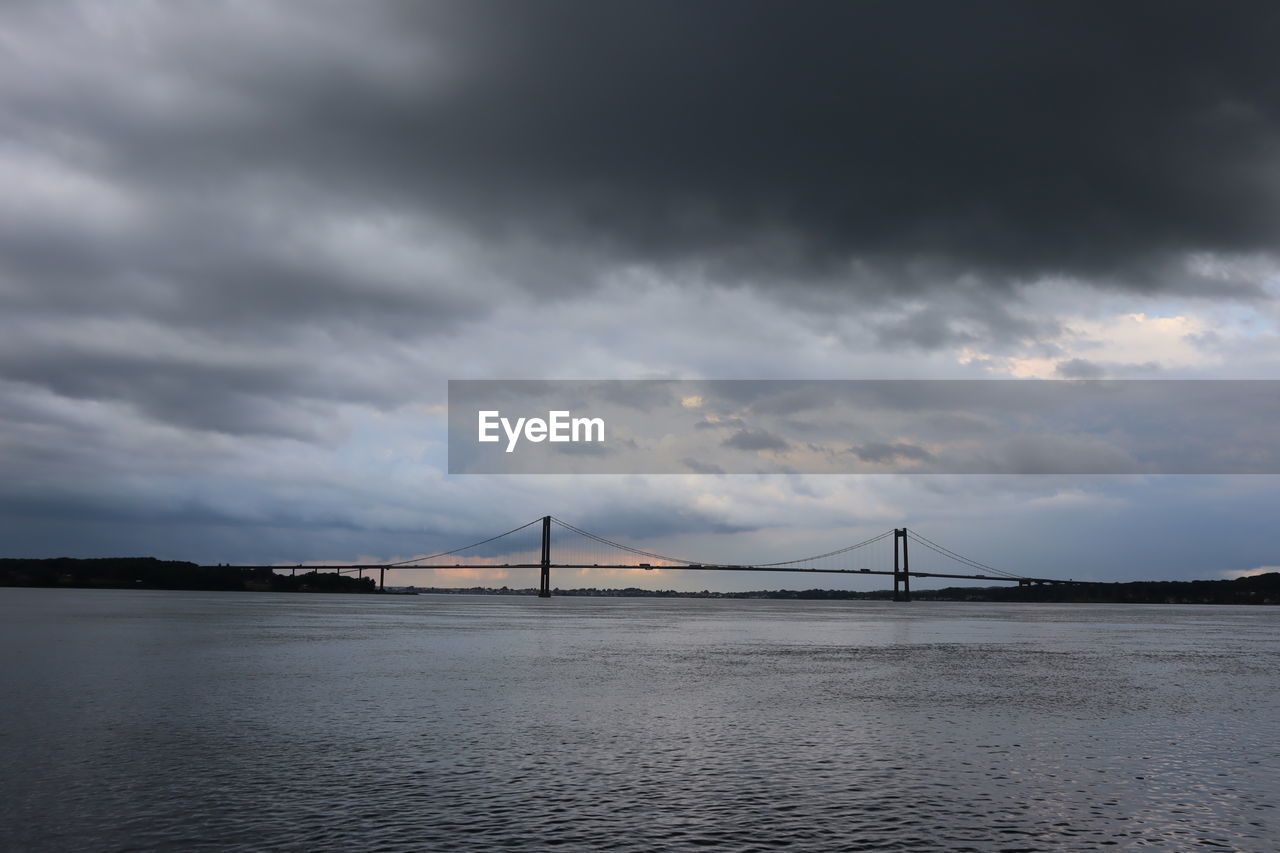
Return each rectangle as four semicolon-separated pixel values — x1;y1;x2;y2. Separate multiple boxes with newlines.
539;515;552;597
893;528;911;602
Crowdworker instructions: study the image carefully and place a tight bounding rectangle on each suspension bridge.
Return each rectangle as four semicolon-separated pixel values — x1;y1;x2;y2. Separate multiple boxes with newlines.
232;516;1074;601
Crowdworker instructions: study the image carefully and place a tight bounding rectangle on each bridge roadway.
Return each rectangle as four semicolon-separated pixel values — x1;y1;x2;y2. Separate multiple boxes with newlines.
208;564;1071;585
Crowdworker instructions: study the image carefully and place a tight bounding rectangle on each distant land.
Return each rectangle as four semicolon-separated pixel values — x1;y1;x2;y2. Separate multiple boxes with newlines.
410;577;1279;605
2;557;1277;604
1;558;375;594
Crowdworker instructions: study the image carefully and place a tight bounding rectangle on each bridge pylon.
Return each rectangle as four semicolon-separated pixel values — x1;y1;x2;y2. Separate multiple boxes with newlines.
539;515;552;597
893;528;911;602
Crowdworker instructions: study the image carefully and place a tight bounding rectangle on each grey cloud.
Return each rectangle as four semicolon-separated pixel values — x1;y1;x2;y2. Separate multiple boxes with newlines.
552;440;615;457
682;457;725;475
850;441;933;465
923;412;996;437
713;383;841;417
1055;358;1107;380
722;428;789;453
1055;358;1164;379
973;435;1144;476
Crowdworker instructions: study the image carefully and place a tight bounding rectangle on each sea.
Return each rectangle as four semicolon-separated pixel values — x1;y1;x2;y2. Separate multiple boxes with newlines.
1;588;1276;851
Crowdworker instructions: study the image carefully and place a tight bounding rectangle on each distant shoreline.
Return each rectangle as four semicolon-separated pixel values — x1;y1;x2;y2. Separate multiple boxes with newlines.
3;557;1276;604
402;577;1278;605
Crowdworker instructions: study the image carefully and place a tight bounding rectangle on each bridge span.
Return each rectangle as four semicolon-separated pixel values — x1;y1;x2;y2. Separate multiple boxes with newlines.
219;516;1076;601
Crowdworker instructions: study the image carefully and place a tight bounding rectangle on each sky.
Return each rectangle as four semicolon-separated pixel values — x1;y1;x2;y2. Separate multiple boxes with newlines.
2;0;1279;590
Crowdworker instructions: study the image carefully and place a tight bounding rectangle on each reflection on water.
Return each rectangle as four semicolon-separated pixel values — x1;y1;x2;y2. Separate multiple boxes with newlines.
1;590;1276;851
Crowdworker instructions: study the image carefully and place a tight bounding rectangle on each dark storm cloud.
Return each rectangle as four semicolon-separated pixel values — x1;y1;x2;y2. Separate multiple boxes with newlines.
9;1;1274;306
375;0;1280;291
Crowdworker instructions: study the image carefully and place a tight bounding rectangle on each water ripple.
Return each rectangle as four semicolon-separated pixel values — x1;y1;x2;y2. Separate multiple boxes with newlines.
1;592;1276;851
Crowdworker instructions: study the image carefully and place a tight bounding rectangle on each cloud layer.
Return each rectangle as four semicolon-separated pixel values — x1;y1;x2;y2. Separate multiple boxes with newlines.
2;2;1279;585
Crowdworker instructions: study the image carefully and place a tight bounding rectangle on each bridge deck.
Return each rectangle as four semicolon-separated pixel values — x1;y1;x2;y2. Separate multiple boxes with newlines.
212;564;1073;584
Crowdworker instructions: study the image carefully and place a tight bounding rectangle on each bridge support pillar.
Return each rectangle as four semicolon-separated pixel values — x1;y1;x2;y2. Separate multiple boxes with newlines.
380;566;385;592
539;515;552;598
893;528;911;602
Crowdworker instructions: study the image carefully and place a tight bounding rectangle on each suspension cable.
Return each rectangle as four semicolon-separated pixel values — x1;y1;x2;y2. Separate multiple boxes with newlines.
752;529;897;567
905;528;1026;579
550;517;709;565
386;517;544;567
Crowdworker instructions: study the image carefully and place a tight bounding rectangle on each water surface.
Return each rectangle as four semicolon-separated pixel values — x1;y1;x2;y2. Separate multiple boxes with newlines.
1;589;1276;851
